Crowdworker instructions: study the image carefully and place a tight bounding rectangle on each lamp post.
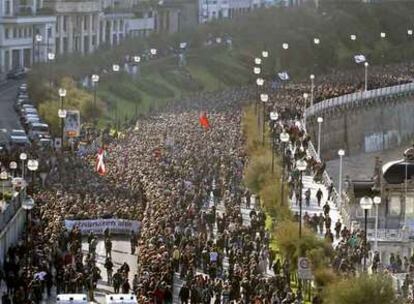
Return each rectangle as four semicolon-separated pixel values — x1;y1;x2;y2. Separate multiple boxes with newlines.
27;159;38;194
364;62;369;92
338;149;345;209
0;171;8;203
255;77;264;120
47;52;55;87
22;196;35;271
281;43;289;71
9;161;17;178
303;93;309;130
380;32;386;64
91;74;99;121
280;130;290;205
262;51;269;58
373;196;381;252
350;34;357;41
58;88;67;146
313;37;320;45
260;93;269;145
317;117;323;159
296;159;308;239
20;153;27;179
269;111;279;173
150;48;157;58
254;57;262;65
35;34;42;63
360;196;373;272
310;74;315;107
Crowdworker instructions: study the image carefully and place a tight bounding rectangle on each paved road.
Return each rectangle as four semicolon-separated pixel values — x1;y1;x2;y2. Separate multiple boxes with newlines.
0;79;23;132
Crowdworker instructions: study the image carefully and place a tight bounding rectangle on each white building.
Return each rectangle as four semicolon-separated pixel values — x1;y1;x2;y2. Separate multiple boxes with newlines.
0;0;56;72
198;0;263;23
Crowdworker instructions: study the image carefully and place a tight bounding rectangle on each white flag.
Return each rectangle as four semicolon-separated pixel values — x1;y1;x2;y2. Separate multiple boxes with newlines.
354;54;366;64
278;71;290;81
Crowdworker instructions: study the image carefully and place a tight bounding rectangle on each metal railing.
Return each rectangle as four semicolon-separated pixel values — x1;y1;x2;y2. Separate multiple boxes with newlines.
305;82;414;118
0;192;22;232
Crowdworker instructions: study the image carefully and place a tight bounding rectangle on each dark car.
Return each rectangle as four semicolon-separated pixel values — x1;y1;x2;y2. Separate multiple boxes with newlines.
7;67;27;79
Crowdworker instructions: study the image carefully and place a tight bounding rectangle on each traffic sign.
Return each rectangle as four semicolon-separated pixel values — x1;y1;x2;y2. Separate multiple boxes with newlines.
298;257;314;280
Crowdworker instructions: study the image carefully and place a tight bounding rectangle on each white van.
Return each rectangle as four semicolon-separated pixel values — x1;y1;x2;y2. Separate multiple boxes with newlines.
56;294;88;304
105;294;138;304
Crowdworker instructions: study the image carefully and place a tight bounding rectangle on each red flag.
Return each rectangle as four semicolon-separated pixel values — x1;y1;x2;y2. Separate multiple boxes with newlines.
96;148;106;176
199;112;210;129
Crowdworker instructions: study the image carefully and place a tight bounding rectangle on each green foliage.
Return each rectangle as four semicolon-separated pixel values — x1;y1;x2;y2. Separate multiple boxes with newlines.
323;274;399;304
136;78;175;98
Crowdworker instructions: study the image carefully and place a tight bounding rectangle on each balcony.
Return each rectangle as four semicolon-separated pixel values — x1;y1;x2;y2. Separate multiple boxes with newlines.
44;0;101;13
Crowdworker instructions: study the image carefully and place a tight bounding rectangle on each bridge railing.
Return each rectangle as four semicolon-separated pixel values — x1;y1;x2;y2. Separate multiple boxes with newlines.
305;82;414;117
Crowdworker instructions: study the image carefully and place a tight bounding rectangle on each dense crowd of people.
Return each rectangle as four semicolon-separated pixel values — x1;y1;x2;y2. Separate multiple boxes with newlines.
0;61;413;303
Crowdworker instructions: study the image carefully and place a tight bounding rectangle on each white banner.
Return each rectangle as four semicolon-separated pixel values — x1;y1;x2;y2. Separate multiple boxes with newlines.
64;219;140;235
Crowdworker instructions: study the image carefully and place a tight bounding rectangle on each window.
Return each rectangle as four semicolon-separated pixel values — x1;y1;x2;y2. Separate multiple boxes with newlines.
18;28;22;38
84;15;88;30
13;27;17;38
5;0;10;15
56;16;59;33
5;28;9;39
63;16;67;32
389;195;401;216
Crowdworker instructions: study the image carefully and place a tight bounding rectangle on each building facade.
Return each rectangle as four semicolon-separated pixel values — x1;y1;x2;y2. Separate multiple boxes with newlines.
0;0;56;72
198;0;264;23
344;148;414;262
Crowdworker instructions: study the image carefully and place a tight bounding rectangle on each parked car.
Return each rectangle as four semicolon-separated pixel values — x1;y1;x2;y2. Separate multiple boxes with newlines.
7;67;27;79
9;129;31;149
23;115;41;129
20;107;38;118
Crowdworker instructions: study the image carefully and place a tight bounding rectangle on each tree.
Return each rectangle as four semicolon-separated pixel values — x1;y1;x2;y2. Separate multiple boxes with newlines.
323;274;399;304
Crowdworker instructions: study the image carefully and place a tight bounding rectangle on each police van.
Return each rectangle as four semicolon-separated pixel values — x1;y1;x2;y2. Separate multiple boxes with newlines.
56;294;88;304
105;294;138;304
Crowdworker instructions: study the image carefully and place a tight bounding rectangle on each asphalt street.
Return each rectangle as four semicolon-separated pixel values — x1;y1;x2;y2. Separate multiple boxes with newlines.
0;79;24;133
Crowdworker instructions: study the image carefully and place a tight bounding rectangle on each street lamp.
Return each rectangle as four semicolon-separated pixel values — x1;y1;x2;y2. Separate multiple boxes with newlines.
27;160;38;194
112;64;120;72
338;149;345;209
0;171;8;203
9;161;17;178
350;34;357;41
310;74;315;107
133;56;141;63
91;74;99;120
282;43;289;50
22;196;35;271
317;117;323;159
380;32;386;39
262;51;269;58
20;153;27;179
35;34;42;63
47;52;55;61
254;57;262;65
360;196;373;272
280;130;290;204
58;88;67;145
408;29;413;36
255;77;264;117
373;196;381;252
313;38;320;45
256;78;264;86
303;93;309;130
364;62;369;92
296;159;307;238
260;93;269;145
253;67;261;75
150;48;157;56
